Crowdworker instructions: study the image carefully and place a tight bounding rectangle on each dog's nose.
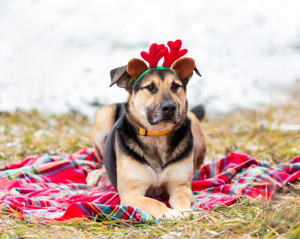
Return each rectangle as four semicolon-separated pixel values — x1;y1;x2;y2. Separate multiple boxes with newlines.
161;101;177;115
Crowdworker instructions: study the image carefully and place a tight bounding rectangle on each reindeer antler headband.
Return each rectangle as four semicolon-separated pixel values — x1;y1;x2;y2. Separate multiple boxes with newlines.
136;39;188;82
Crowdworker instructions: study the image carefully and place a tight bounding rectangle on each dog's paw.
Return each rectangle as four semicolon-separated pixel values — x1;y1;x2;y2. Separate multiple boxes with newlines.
176;208;200;218
156;209;200;220
86;168;107;186
156;209;184;220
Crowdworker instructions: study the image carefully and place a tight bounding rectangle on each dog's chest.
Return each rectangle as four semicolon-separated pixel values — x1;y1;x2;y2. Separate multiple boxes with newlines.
144;164;172;198
140;136;170;170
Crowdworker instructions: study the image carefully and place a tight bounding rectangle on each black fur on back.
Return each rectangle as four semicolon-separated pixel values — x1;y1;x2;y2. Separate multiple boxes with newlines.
190;105;205;121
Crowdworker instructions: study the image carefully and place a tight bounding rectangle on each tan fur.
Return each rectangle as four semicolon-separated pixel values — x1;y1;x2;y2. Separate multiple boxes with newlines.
92;104;117;159
188;111;206;172
86;105;116;186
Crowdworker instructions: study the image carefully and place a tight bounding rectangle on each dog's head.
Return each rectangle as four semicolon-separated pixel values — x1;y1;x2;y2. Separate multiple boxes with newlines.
110;57;200;132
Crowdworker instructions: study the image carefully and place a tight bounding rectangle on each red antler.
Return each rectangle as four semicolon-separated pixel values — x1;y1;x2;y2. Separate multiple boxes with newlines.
140;43;166;68
162;39;188;67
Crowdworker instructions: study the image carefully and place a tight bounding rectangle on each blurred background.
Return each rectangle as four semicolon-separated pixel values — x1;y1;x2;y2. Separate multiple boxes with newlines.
1;0;300;118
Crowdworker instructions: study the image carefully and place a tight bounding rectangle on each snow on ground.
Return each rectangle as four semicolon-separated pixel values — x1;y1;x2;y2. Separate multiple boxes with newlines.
0;0;300;118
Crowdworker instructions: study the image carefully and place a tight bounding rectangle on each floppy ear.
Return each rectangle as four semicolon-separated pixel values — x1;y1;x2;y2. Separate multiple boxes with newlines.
110;65;135;90
171;57;201;84
126;58;148;79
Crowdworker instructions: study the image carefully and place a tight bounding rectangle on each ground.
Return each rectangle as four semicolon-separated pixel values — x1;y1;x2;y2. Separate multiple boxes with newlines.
0;103;299;238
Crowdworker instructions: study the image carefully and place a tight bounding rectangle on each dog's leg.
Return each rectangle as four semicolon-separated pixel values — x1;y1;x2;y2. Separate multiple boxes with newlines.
120;184;189;220
188;111;206;172
92;104;117;159
117;155;188;219
168;183;192;209
86;105;117;186
163;154;198;218
86;132;108;186
167;183;198;217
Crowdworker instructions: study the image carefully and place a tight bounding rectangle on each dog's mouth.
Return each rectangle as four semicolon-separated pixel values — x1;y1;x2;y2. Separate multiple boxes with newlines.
149;118;178;125
147;113;180;125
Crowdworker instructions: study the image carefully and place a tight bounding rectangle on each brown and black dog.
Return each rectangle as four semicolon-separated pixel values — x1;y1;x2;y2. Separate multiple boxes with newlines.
86;56;206;219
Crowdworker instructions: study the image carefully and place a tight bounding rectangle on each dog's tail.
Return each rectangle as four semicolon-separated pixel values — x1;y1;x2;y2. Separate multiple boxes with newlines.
190;105;205;121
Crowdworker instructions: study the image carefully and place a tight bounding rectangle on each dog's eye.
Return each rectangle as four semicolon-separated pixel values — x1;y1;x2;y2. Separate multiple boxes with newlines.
146;84;156;93
171;83;181;92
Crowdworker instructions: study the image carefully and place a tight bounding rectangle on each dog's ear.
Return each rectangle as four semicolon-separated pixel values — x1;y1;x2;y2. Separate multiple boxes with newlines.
127;58;148;80
110;65;135;90
171;57;201;84
110;58;149;91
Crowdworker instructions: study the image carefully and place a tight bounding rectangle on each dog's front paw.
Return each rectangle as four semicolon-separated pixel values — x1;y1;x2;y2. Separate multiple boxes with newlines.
176;208;200;218
156;209;185;220
86;168;107;186
156;209;199;220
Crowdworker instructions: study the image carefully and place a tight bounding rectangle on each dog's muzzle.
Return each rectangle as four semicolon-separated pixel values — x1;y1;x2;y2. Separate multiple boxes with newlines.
147;100;180;125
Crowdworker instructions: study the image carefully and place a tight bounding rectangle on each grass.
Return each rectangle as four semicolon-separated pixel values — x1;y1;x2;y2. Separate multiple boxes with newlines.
0;102;300;238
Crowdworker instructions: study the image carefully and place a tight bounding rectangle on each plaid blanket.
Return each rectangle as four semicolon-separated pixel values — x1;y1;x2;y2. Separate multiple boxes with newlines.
0;148;299;224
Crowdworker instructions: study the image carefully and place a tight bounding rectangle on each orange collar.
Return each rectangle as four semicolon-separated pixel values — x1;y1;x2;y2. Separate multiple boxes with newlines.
139;128;172;136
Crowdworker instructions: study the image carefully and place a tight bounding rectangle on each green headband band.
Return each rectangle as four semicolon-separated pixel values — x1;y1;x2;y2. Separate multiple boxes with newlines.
135;66;172;82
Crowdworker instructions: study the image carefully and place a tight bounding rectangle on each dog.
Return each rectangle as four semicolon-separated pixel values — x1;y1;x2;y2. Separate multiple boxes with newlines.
86;41;206;219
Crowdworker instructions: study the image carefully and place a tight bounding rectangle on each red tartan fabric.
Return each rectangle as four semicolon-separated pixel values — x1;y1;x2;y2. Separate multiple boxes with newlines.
0;149;299;223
